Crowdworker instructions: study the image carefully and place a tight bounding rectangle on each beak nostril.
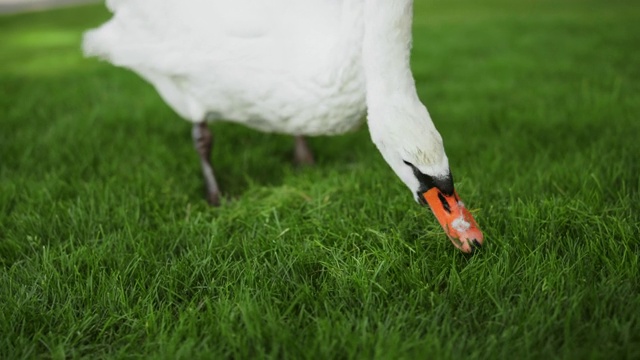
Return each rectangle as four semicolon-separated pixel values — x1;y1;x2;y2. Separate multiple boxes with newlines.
437;192;451;214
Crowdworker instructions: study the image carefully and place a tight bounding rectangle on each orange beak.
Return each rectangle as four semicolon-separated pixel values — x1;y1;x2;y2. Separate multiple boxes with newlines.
423;188;483;253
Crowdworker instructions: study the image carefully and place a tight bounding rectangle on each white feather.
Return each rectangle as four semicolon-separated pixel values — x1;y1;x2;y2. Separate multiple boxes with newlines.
83;0;452;195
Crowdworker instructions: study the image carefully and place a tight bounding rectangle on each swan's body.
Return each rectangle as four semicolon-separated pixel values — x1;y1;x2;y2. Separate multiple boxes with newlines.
84;0;367;135
83;0;484;253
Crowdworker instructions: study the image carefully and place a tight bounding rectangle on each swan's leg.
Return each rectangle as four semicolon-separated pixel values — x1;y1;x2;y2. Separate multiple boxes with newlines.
294;136;315;166
192;122;220;206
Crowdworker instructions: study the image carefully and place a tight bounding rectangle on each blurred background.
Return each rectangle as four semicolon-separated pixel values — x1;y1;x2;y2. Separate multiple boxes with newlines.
0;0;97;13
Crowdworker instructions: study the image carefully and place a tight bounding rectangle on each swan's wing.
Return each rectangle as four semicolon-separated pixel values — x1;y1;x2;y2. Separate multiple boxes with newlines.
84;0;343;76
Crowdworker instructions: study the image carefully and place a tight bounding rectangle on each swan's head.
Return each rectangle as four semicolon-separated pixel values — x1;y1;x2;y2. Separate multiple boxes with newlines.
367;103;483;253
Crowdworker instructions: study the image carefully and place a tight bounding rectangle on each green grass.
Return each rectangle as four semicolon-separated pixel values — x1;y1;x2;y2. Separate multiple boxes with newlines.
1;0;639;358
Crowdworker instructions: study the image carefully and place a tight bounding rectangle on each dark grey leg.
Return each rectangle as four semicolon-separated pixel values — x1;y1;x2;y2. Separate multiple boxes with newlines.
294;136;314;166
192;122;220;206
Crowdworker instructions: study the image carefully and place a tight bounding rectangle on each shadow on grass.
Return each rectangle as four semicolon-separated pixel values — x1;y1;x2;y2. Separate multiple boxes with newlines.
1;64;377;208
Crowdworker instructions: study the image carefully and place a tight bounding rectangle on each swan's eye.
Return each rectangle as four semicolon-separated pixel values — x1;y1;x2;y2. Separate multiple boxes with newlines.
402;160;455;196
403;160;427;179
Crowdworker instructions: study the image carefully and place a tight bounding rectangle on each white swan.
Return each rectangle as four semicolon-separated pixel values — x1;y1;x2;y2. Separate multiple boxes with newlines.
83;0;483;253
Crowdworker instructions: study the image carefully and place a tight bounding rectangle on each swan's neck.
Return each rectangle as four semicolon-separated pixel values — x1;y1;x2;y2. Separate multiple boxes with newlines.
361;0;449;179
362;0;421;110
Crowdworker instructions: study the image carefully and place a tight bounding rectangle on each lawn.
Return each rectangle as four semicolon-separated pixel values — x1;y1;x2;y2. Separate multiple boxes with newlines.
1;0;639;359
